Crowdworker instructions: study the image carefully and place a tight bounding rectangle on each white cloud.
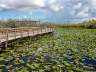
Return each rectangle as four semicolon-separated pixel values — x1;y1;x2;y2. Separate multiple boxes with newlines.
90;0;96;6
50;5;64;12
0;0;65;12
76;7;89;17
32;0;45;7
0;0;47;10
0;4;7;9
74;3;82;9
77;11;89;18
0;0;96;23
90;0;96;9
48;0;55;4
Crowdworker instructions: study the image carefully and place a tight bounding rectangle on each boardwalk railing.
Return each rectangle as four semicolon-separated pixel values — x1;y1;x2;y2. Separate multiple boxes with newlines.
0;27;54;48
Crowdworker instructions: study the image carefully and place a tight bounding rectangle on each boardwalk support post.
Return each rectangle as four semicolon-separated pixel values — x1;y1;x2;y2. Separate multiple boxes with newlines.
5;29;8;48
27;30;30;49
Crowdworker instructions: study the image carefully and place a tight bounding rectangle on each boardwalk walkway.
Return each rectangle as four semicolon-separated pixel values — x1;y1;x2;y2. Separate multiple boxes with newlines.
0;27;54;47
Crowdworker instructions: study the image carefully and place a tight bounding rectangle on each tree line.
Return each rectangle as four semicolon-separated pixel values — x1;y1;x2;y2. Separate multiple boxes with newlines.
0;19;42;28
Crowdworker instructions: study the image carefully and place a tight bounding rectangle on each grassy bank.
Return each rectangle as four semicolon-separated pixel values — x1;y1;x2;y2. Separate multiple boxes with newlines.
50;20;96;29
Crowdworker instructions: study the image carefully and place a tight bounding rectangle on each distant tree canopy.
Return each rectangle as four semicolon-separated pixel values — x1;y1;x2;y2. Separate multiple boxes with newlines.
5;19;16;28
0;19;46;28
50;20;96;29
1;19;96;29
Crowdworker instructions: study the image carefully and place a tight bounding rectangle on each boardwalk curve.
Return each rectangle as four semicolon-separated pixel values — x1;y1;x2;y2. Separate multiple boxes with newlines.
0;27;54;47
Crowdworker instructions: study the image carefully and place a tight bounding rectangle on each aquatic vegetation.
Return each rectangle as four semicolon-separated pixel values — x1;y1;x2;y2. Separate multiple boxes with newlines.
0;28;96;72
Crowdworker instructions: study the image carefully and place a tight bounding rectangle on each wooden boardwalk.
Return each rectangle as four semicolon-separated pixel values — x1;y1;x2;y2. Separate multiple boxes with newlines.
0;27;54;47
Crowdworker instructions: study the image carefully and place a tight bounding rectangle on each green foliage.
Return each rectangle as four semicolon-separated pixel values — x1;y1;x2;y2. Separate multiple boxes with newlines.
0;19;47;28
16;67;28;72
51;20;96;29
6;19;16;28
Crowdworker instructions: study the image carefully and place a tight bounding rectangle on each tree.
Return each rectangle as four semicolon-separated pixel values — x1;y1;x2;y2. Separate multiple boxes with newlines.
5;19;16;28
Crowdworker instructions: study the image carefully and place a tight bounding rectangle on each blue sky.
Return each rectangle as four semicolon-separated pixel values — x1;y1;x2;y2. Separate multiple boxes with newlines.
0;0;96;24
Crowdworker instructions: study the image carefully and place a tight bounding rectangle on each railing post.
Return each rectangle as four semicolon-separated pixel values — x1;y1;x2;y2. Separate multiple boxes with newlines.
41;27;42;33
21;27;23;37
14;28;16;39
50;27;51;32
27;29;30;49
36;28;37;34
27;30;29;37
5;29;8;48
45;27;47;32
40;27;41;34
33;29;34;36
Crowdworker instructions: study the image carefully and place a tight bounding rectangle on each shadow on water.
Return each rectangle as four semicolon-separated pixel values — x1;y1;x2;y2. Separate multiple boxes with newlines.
64;49;96;70
81;58;96;65
81;58;96;70
0;54;96;71
0;55;34;72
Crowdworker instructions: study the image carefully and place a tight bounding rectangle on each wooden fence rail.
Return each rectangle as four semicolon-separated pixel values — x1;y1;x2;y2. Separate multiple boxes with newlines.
0;27;54;48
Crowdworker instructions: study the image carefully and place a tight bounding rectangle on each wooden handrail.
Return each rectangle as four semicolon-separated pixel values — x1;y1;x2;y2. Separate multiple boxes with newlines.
0;27;54;48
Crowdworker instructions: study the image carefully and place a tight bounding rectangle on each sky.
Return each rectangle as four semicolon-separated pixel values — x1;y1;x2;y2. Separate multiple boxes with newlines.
0;0;96;24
